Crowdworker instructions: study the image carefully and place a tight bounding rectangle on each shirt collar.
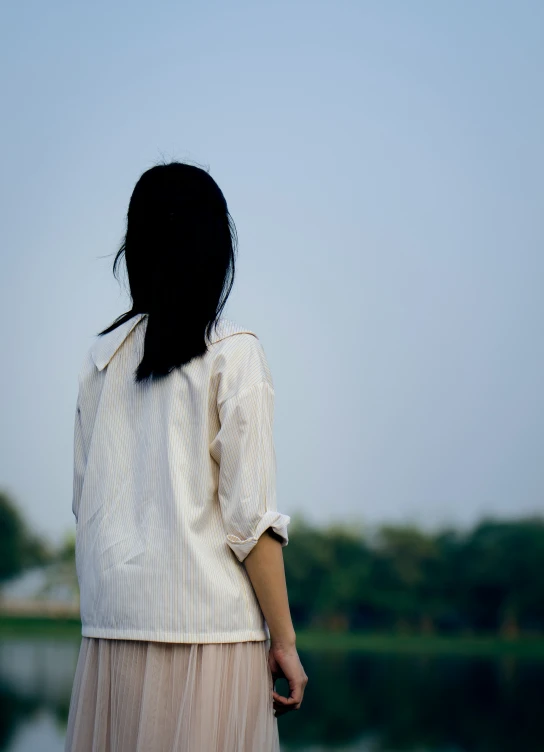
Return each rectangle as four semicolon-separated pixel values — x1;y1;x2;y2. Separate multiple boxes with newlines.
90;312;256;371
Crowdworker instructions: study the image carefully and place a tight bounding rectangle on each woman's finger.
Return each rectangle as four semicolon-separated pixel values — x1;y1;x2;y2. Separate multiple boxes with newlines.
272;690;297;704
273;701;298;717
288;678;303;705
273;701;294;716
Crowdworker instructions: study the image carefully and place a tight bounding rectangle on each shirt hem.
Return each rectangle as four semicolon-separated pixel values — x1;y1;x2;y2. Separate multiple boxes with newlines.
81;625;270;643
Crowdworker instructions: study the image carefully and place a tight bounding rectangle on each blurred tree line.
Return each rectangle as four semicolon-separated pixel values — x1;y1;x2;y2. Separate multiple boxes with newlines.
2;489;544;637
0;490;53;582
283;513;544;637
0;490;76;600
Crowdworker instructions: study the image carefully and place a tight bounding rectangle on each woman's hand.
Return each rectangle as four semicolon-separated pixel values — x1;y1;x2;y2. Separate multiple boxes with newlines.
268;640;308;717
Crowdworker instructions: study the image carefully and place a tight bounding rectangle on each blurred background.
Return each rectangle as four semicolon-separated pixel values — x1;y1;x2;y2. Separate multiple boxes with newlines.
1;1;543;750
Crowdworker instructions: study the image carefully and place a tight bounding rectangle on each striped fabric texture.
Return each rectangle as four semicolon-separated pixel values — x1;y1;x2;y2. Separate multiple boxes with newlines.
72;312;291;643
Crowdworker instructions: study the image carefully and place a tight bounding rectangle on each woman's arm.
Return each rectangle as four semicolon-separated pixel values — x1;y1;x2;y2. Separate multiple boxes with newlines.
243;528;296;646
244;528;308;716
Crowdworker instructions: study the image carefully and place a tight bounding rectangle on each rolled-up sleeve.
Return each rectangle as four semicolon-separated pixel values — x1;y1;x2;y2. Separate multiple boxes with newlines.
211;380;290;563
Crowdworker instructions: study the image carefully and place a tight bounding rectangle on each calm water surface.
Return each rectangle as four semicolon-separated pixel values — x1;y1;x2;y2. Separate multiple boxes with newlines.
1;638;543;751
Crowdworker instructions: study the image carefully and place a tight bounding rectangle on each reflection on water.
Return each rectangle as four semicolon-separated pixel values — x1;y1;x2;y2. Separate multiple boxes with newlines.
0;639;79;752
7;713;66;752
1;638;543;751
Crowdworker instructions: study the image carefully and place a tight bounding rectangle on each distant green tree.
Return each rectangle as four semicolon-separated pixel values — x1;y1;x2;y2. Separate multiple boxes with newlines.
282;515;329;628
368;525;443;632
283;515;371;630
310;523;372;631
0;489;53;585
56;530;76;563
456;517;544;636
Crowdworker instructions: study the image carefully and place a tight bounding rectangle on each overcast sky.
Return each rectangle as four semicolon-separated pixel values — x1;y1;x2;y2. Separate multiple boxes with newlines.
1;0;543;546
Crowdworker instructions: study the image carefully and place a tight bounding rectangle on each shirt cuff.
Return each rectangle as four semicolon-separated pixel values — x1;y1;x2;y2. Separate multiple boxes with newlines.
226;510;291;562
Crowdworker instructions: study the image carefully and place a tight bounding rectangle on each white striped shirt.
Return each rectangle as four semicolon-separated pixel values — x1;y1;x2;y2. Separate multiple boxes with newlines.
72;312;290;642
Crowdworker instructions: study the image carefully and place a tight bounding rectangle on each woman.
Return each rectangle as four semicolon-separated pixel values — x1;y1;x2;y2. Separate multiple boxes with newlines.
65;161;308;751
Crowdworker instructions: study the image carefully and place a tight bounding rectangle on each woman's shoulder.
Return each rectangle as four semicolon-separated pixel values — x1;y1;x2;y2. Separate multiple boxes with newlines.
209;319;273;402
205;317;259;346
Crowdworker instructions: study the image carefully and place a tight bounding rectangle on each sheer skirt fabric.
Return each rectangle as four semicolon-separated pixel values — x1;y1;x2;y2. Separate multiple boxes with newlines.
64;636;280;752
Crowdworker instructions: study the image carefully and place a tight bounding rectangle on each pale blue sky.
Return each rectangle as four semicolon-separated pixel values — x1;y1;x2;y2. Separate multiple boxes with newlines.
1;1;542;546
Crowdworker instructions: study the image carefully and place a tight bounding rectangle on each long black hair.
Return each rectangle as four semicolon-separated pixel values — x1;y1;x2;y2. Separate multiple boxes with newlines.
97;160;237;383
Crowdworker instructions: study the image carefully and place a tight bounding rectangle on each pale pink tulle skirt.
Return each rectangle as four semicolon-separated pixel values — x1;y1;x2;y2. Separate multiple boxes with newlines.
64;636;280;752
